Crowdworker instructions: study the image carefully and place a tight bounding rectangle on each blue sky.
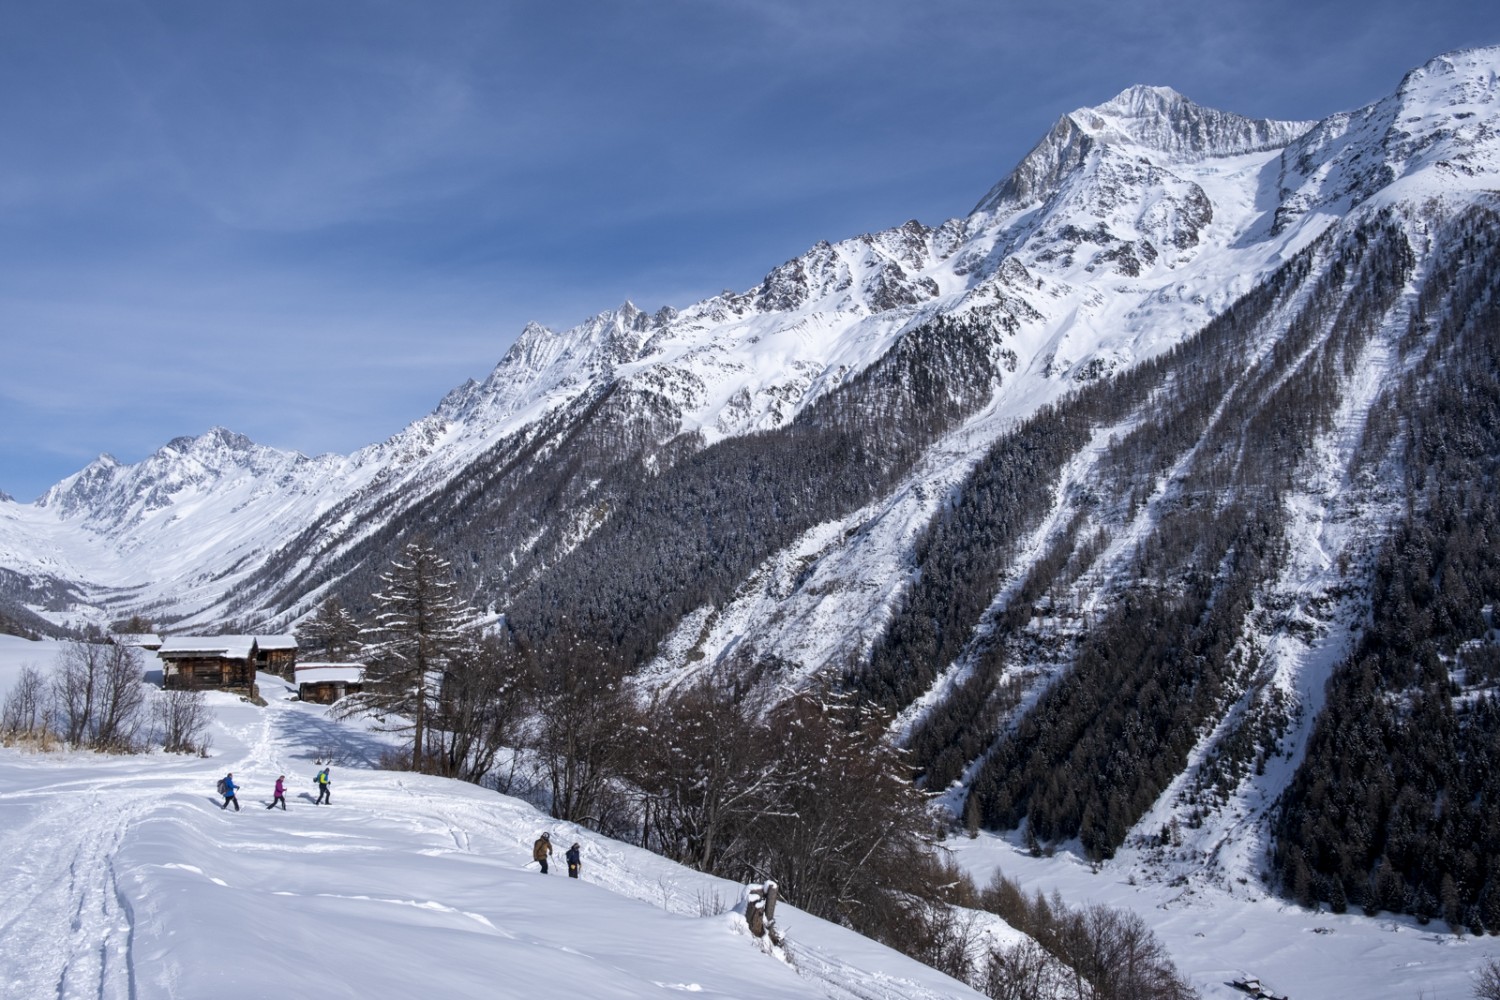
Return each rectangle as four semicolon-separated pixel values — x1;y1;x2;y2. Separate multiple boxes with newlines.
2;1;1495;501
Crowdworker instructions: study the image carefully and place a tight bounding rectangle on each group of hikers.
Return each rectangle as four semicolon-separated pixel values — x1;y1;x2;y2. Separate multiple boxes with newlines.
217;767;331;811
217;772;583;878
532;831;582;878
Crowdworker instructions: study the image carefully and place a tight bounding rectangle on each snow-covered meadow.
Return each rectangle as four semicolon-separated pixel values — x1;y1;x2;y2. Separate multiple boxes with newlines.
0;636;984;1000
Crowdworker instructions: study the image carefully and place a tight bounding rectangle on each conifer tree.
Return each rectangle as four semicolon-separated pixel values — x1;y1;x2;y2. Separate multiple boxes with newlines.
342;539;467;772
296;596;361;661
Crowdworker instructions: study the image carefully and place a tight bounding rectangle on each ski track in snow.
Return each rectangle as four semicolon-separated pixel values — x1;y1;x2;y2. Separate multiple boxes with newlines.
0;782;147;1000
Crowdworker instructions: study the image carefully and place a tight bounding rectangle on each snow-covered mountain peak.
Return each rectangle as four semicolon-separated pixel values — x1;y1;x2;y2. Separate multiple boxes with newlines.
477;306;647;396
34;426;310;536
358;300;674;478
11;46;1500;639
1079;83;1314;160
35;453;123;515
149;426;299;478
1396;45;1500;107
971;86;1314;218
750;223;943;316
1273;46;1500;233
163;425;256;456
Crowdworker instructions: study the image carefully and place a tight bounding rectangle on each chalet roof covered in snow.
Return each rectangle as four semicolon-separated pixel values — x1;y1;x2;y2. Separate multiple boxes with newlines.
111;632;162;649
158;635;257;659
295;662;367;684
156;635;298;660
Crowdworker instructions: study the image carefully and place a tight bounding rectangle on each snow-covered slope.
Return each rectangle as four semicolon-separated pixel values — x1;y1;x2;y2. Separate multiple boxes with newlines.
0;636;987;1000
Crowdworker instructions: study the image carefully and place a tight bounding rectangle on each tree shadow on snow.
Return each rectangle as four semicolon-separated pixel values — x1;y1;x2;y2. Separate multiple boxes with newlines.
271;708;392;769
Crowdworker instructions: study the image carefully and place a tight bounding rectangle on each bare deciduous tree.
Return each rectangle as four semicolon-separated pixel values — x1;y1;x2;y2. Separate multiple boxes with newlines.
634;677;787;875
1476;957;1500;1000
982;938;1068;1000
53;639;146;750
428;632;532;782
153;687;213;754
979;870;1196;1000
531;634;638;830
755;691;939;931
1;665;51;741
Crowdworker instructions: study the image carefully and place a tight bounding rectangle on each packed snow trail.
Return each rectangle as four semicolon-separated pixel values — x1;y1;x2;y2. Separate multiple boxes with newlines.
0;659;986;1000
0;781;147;999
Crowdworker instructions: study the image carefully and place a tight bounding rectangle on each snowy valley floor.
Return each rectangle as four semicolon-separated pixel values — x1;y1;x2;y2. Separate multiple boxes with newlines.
2;634;1497;999
947;834;1500;1000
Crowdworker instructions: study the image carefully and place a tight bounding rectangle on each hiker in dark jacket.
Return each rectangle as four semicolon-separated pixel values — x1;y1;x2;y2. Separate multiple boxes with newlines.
533;832;553;874
315;767;331;805
220;773;239;811
566;842;581;879
268;775;287;810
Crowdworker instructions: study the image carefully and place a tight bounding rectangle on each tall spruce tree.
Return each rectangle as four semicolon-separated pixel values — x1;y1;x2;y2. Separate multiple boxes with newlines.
344;540;467;772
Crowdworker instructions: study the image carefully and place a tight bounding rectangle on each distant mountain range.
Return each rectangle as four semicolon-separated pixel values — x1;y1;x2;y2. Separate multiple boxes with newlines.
5;46;1500;923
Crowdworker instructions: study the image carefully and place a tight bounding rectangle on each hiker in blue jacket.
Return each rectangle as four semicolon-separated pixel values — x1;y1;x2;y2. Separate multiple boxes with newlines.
220;772;240;811
566;842;581;879
315;767;331;805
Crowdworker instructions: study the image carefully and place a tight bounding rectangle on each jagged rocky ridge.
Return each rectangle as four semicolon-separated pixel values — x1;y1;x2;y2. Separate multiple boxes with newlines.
5;47;1500;922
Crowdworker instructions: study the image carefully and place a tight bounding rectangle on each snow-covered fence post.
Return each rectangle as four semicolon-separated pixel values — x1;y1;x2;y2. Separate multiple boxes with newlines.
746;883;765;937
745;880;779;943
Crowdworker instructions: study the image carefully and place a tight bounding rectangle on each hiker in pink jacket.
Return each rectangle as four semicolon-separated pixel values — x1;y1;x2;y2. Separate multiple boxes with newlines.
267;774;287;810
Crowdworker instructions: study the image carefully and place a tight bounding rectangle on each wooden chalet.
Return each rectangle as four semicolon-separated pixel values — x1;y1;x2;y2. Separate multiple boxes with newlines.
295;663;367;705
255;635;298;677
156;635;299;697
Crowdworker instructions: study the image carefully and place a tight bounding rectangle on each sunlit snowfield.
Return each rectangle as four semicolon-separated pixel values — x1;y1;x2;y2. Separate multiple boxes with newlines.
0;636;985;1000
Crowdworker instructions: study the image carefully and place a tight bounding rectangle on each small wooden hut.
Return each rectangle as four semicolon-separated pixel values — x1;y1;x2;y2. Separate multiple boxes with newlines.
295;663;367;705
253;635;298;677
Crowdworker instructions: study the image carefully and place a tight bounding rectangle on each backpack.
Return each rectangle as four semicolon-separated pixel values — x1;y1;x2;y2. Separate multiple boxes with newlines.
216;777;228;796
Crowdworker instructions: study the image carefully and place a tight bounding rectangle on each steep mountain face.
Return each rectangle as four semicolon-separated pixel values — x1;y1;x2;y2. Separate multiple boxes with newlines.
6;46;1500;922
971;83;1312;214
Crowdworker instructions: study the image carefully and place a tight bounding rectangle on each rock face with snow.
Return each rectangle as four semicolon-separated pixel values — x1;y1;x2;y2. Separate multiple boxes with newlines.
972;83;1312;215
6;47;1500;914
